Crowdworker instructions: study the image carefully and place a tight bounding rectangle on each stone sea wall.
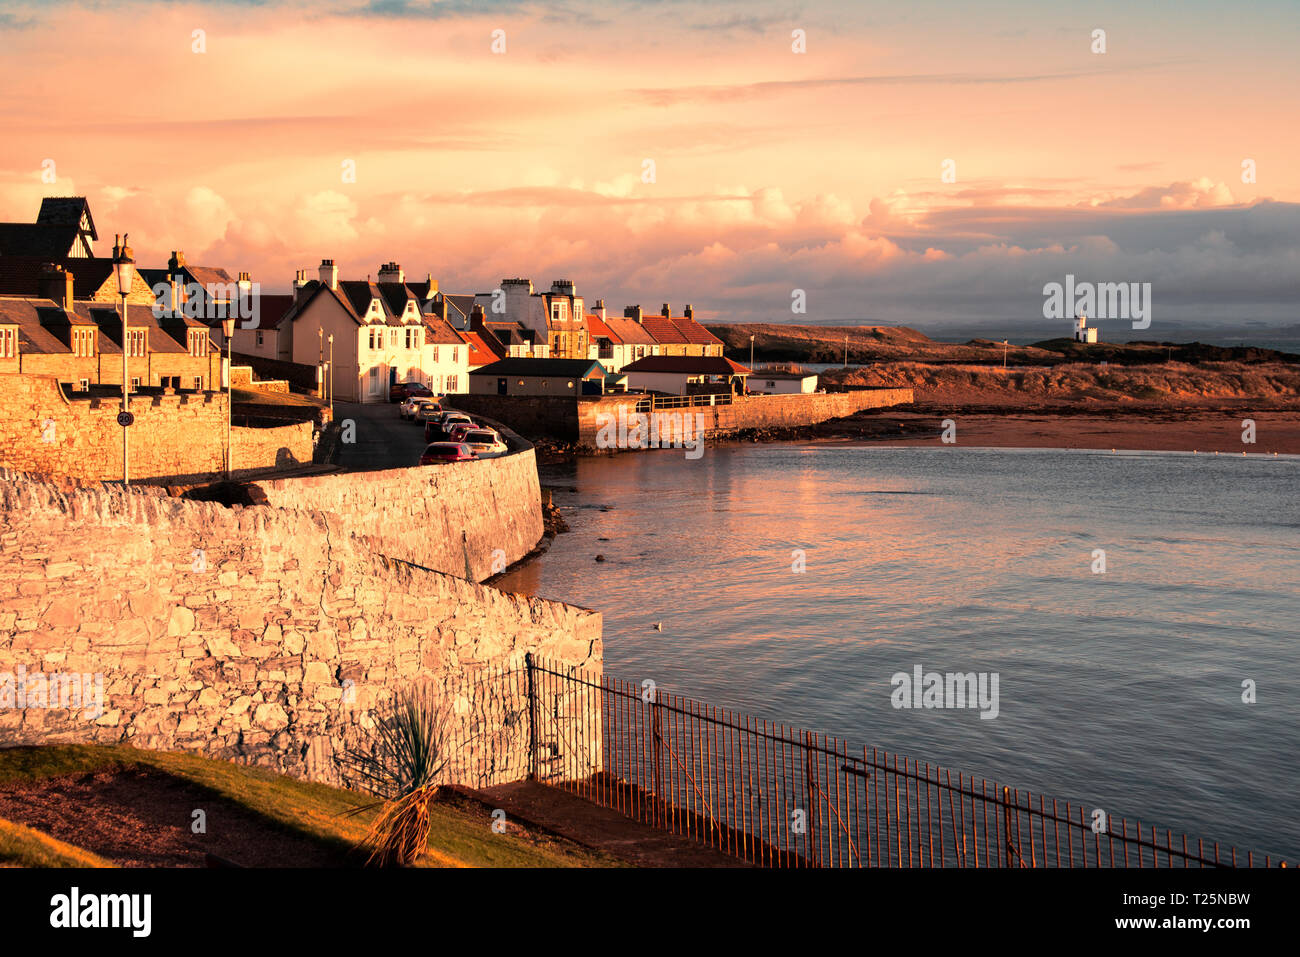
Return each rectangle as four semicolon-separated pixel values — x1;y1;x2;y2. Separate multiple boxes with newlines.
0;468;601;787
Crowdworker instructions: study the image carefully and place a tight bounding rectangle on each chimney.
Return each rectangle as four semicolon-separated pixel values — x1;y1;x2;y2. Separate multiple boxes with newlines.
551;279;575;296
319;259;338;290
425;273;438;295
684;304;694;320
593;299;606;320
38;263;74;308
624;305;643;323
292;269;310;302
661;303;671;318
378;261;404;284
168;250;186;274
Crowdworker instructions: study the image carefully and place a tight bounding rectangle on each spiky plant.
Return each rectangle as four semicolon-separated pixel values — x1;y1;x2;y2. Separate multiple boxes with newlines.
341;684;458;867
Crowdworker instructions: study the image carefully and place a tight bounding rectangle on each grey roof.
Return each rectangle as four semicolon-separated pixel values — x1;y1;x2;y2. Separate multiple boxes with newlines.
621;355;751;375
470;357;605;378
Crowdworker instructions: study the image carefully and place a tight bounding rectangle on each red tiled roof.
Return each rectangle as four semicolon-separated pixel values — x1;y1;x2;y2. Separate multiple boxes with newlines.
461;330;502;367
669;315;722;346
584;312;622;344
640;315;689;345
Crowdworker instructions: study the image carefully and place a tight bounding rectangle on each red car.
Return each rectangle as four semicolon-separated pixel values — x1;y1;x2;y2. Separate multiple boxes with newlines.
390;381;434;403
419;442;477;465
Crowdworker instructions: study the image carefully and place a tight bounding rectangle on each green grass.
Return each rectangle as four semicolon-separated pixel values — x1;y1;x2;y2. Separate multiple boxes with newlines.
0;745;618;868
0;817;112;868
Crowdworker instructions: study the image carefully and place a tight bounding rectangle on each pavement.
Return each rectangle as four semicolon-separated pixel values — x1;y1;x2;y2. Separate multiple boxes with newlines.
477;780;753;868
332;399;431;471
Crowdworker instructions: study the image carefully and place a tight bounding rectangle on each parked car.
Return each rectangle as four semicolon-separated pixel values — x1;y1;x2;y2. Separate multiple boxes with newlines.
427;412;474;442
390;381;433;403
419;442;477;465
401;397;439;421
460;429;509;458
446;422;477;443
412;401;444;424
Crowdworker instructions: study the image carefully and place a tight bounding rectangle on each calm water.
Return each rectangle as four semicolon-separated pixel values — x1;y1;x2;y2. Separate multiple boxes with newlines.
497;445;1300;860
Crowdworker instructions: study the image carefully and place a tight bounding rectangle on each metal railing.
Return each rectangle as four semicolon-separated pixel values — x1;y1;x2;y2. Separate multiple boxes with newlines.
521;655;1285;868
634;392;734;412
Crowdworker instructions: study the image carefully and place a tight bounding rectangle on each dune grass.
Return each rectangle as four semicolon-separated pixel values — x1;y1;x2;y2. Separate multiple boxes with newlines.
0;745;618;868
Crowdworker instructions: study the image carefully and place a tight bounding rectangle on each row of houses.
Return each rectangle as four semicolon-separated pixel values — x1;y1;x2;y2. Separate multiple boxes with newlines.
0;196;769;404
238;263;727;402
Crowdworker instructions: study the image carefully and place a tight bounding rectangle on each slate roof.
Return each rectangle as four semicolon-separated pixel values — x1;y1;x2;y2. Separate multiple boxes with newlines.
0;224;83;258
620;355;751;375
0;295;216;357
470;357;605;378
421;314;467;345
36;197;97;238
0;256;119;299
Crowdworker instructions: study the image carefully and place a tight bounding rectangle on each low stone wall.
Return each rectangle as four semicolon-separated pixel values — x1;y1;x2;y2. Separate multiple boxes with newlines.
250;447;545;582
448;394;580;440
0;372;315;483
628;387;917;441
451;389;913;446
0;469;601;787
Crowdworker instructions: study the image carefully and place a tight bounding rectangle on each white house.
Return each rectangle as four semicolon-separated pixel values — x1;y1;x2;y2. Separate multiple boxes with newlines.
282;260;428;403
420;314;469;394
747;370;819;394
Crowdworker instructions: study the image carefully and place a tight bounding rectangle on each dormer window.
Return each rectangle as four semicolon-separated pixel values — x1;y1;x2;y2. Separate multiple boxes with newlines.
188;330;208;357
128;329;147;357
0;326;16;358
72;328;95;357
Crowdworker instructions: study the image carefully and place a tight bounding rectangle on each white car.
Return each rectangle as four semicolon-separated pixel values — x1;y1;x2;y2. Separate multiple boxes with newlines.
461;428;509;458
400;397;435;420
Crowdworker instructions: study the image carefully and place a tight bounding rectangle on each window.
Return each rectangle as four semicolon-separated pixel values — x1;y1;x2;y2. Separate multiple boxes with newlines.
451;347;458;362
431;346;439;362
256;331;264;347
71;329;94;357
368;328;379;349
193;376;204;390
78;378;89;390
446;374;457;392
128;329;146;357
130;376;142;390
567;380;575;389
188;331;208;357
389;329;398;348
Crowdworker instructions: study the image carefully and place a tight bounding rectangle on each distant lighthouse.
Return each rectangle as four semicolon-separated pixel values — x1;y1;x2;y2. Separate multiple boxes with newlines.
1073;313;1099;343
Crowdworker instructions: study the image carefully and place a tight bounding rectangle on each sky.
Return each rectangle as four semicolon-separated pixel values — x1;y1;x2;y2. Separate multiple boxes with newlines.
0;0;1297;334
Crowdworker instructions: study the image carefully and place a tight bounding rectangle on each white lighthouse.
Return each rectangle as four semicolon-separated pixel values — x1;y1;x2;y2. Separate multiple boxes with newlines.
1074;313;1099;343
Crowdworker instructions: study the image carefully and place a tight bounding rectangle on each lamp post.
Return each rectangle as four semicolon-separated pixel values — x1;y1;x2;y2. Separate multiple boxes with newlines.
318;327;324;398
749;334;755;368
222;317;235;478
113;235;135;485
327;334;334;417
1003;339;1008;369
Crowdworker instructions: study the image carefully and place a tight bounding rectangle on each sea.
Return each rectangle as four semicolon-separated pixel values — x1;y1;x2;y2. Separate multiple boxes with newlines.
496;443;1300;861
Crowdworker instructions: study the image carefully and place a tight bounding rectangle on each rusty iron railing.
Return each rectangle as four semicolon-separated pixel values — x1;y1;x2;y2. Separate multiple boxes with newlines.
522;655;1286;868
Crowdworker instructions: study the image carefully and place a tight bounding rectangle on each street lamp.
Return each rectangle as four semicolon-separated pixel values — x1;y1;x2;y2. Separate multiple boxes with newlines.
327;334;334;417
749;334;755;368
222;317;236;478
113;234;135;485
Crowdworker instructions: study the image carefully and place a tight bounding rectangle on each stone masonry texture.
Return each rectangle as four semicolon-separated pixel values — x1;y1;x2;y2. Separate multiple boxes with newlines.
0;372;314;483
0;463;602;788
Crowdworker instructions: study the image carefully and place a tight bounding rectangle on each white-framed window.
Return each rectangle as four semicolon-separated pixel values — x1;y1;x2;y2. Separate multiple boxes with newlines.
446;374;457;392
389;328;398;348
431;346;439;362
368;328;379;350
130;376;142;390
128;329;146;357
452;346;458;362
194;376;204;390
189;331;208;357
78;378;90;391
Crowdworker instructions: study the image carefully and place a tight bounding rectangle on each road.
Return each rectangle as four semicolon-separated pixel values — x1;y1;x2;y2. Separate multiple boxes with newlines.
333;400;431;470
